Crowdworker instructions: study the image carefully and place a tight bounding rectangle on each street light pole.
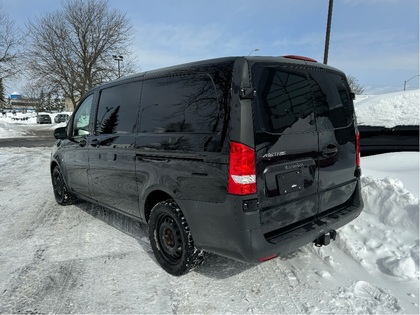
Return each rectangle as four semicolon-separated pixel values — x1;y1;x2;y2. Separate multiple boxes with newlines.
404;75;420;91
323;0;334;64
248;49;260;56
112;55;124;78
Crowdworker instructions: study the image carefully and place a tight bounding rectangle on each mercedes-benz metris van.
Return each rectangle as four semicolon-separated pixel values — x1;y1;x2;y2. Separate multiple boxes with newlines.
51;56;363;275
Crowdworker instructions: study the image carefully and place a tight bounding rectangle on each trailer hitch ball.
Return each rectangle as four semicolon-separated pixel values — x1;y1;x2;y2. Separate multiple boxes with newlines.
314;230;337;247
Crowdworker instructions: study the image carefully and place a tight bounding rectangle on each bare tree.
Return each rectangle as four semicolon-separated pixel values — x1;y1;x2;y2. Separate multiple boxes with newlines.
0;3;23;82
0;78;5;103
347;74;365;95
22;79;66;114
26;0;135;109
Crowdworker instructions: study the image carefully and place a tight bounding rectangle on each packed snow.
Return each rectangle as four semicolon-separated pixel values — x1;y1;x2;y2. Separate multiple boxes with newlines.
0;92;419;313
0;112;69;139
354;89;420;127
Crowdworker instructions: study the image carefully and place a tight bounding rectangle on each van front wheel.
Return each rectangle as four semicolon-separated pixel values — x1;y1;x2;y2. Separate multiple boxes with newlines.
51;166;76;205
148;201;203;276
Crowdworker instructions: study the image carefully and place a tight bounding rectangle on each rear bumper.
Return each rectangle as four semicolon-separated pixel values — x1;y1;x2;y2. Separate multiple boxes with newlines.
249;202;363;262
179;179;363;263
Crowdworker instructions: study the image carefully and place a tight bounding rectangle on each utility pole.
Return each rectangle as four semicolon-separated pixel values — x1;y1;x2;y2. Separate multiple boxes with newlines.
323;0;334;64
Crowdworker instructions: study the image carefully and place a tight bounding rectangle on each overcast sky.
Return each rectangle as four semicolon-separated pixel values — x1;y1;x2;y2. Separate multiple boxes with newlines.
2;0;419;95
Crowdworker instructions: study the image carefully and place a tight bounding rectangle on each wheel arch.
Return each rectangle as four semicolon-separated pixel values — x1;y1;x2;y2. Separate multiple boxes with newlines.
143;189;174;223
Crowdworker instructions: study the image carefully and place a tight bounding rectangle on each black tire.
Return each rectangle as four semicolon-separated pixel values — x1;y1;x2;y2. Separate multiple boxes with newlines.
51;166;76;205
149;201;204;276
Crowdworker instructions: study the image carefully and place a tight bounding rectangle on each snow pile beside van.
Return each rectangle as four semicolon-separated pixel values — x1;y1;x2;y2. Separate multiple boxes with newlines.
355;89;420;127
337;175;418;279
342;152;419;282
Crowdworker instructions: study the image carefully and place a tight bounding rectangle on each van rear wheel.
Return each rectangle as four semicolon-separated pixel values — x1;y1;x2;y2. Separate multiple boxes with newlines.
148;201;203;276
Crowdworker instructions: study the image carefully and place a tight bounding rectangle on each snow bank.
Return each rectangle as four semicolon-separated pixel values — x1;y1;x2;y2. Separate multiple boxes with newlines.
362;176;418;228
362;152;419;197
337;175;419;279
355;89;420;127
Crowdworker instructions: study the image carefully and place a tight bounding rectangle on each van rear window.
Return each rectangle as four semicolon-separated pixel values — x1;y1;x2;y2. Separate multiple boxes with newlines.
309;70;354;130
253;65;354;134
253;67;315;134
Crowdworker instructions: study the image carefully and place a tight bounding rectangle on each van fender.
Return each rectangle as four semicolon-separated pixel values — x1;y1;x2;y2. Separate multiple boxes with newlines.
140;182;184;222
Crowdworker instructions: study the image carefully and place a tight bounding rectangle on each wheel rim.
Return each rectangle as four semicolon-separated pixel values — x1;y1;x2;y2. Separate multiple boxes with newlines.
156;214;183;264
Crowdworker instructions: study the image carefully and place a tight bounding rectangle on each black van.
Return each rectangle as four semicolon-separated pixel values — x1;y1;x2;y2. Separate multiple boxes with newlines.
51;56;363;276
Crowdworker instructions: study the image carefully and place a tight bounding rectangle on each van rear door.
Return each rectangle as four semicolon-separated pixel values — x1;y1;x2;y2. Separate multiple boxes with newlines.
308;69;358;214
252;63;359;237
251;64;319;235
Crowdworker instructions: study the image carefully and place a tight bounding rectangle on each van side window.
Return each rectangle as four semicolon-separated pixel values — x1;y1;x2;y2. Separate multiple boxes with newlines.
254;67;315;134
309;71;354;129
140;74;219;133
96;81;142;135
71;94;94;138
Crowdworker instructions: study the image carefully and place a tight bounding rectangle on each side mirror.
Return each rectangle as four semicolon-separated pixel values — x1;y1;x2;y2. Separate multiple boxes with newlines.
350;92;356;100
54;127;67;139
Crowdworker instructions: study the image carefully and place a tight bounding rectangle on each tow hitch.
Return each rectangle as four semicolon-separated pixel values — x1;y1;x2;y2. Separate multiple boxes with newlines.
314;230;337;247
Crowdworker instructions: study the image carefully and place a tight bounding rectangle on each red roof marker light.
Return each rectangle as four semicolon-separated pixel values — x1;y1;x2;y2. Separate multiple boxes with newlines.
283;55;318;62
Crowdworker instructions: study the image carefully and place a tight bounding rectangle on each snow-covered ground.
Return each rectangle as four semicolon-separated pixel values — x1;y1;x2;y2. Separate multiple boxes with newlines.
355;89;420;127
0;112;70;138
0;93;419;313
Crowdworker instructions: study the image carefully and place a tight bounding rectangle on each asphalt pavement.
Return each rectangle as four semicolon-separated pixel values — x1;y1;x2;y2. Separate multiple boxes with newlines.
0;137;56;147
0;128;56;147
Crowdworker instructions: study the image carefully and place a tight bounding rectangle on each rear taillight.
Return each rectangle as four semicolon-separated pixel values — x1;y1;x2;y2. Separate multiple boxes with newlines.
228;141;256;195
356;131;361;167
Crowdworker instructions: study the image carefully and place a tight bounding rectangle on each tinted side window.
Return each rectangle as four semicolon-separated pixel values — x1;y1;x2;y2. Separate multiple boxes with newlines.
96;81;142;135
309;71;354;129
140;74;219;133
71;94;94;138
254;67;315;134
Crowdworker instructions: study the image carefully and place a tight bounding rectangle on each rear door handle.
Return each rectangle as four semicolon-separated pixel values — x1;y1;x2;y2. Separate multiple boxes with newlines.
322;144;338;157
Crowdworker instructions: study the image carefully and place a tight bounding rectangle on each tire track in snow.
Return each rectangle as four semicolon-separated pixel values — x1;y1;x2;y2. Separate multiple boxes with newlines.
0;148;56;245
255;257;306;314
0;248;83;314
0;147;82;314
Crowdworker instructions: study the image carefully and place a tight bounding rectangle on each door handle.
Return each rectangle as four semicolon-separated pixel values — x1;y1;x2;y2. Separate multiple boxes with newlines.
322;144;338;157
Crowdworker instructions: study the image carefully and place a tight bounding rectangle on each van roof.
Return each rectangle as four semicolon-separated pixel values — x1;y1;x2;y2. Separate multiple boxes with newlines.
108;56;342;84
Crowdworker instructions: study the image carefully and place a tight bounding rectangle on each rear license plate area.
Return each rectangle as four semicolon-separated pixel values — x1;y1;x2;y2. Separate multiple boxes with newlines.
277;170;304;195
